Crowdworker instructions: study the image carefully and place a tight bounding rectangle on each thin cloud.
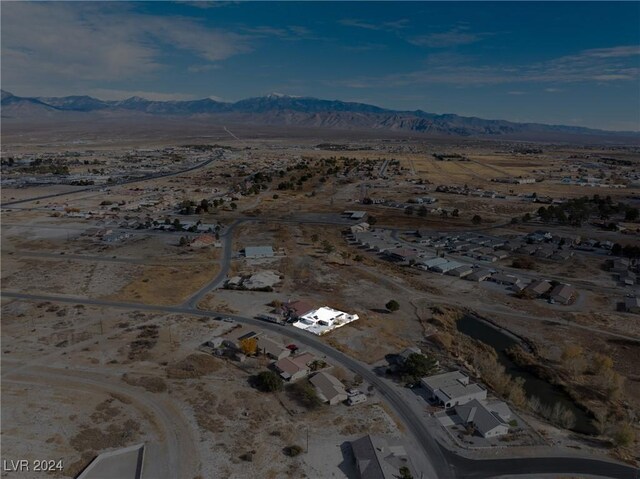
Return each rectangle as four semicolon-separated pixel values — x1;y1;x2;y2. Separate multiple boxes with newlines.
339;18;409;32
1;2;253;92
338;45;640;87
409;28;488;48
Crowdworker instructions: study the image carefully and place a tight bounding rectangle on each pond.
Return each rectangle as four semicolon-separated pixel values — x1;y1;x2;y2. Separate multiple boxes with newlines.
456;315;597;435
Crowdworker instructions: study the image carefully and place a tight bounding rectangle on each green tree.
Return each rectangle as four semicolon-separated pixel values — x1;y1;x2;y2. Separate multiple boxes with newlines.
310;234;319;243
368;215;377;226
472;215;482;225
417;205;428;217
401;353;438;382
254;371;283;392
398;466;414;479
385;300;400;312
625;207;639;221
230;202;238;210
404;206;414;216
178;236;188;247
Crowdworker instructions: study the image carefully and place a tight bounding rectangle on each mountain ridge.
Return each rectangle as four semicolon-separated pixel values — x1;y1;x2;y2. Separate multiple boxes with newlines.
2;90;638;140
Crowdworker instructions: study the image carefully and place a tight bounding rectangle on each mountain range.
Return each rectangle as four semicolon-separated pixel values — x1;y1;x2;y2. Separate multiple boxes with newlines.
2;90;638;142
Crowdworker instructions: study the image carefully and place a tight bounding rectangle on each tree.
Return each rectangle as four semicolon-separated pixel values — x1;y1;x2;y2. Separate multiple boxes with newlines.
404;206;414;216
200;199;209;212
398;466;414;479
230;202;238;210
417;205;428;217
240;337;258;356
173;218;182;230
272;194;279;199
471;215;482;225
625;207;639;222
385;300;400;312
452;209;459;217
401;353;438;382
310;234;319;243
367;215;377;226
522;213;532;222
254;371;283;392
178;236;188;247
287;380;322;409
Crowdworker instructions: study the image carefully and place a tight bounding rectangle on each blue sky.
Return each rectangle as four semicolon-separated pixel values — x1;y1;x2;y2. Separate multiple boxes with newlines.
2;1;639;130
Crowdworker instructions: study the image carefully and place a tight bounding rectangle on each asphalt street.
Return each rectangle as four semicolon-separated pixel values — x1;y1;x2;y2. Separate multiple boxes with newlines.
2;290;637;479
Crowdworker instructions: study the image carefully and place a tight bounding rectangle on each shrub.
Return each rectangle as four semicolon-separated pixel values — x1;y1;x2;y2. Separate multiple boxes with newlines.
287;380;322;409
284;445;304;457
253;371;283;392
385;300;400;312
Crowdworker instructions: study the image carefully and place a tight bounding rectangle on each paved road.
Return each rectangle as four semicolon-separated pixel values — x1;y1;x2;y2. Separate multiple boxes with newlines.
2;290;637;479
183;220;245;308
1;154;220;207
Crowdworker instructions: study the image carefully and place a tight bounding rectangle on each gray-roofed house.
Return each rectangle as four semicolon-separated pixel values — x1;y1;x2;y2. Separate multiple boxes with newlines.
455;399;510;438
432;260;464;274
466;269;493;282
309;372;348;405
524;279;552;297
258;336;290;360
420;257;448;270
549;284;576;305
350;435;414;479
244;245;274;259
421;371;487;408
447;265;473;278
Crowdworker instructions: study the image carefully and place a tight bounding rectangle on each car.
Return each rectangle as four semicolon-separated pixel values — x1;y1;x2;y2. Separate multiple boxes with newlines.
222;317;234;323
286;344;299;351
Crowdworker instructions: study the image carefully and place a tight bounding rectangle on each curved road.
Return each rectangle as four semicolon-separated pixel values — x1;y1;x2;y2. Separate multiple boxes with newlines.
2;290;636;479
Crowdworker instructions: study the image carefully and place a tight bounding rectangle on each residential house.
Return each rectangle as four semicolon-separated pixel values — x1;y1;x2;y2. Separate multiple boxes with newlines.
383;247;419;263
421;371;487;408
524;279;552;297
292;306;359;335
455;399;511;438
257;336;290;360
283;300;315;319
549;284;576;305
466;269;493;282
351;435;414;479
447;265;474;278
310;372;348;405
420;257;448;270
490;273;522;289
432;260;464;274
274;352;316;381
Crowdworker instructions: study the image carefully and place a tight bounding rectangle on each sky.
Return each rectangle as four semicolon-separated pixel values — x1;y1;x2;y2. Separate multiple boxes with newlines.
2;1;639;131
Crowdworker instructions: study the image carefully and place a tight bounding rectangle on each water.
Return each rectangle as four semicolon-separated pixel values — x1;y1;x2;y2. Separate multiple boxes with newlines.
456;315;597;435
